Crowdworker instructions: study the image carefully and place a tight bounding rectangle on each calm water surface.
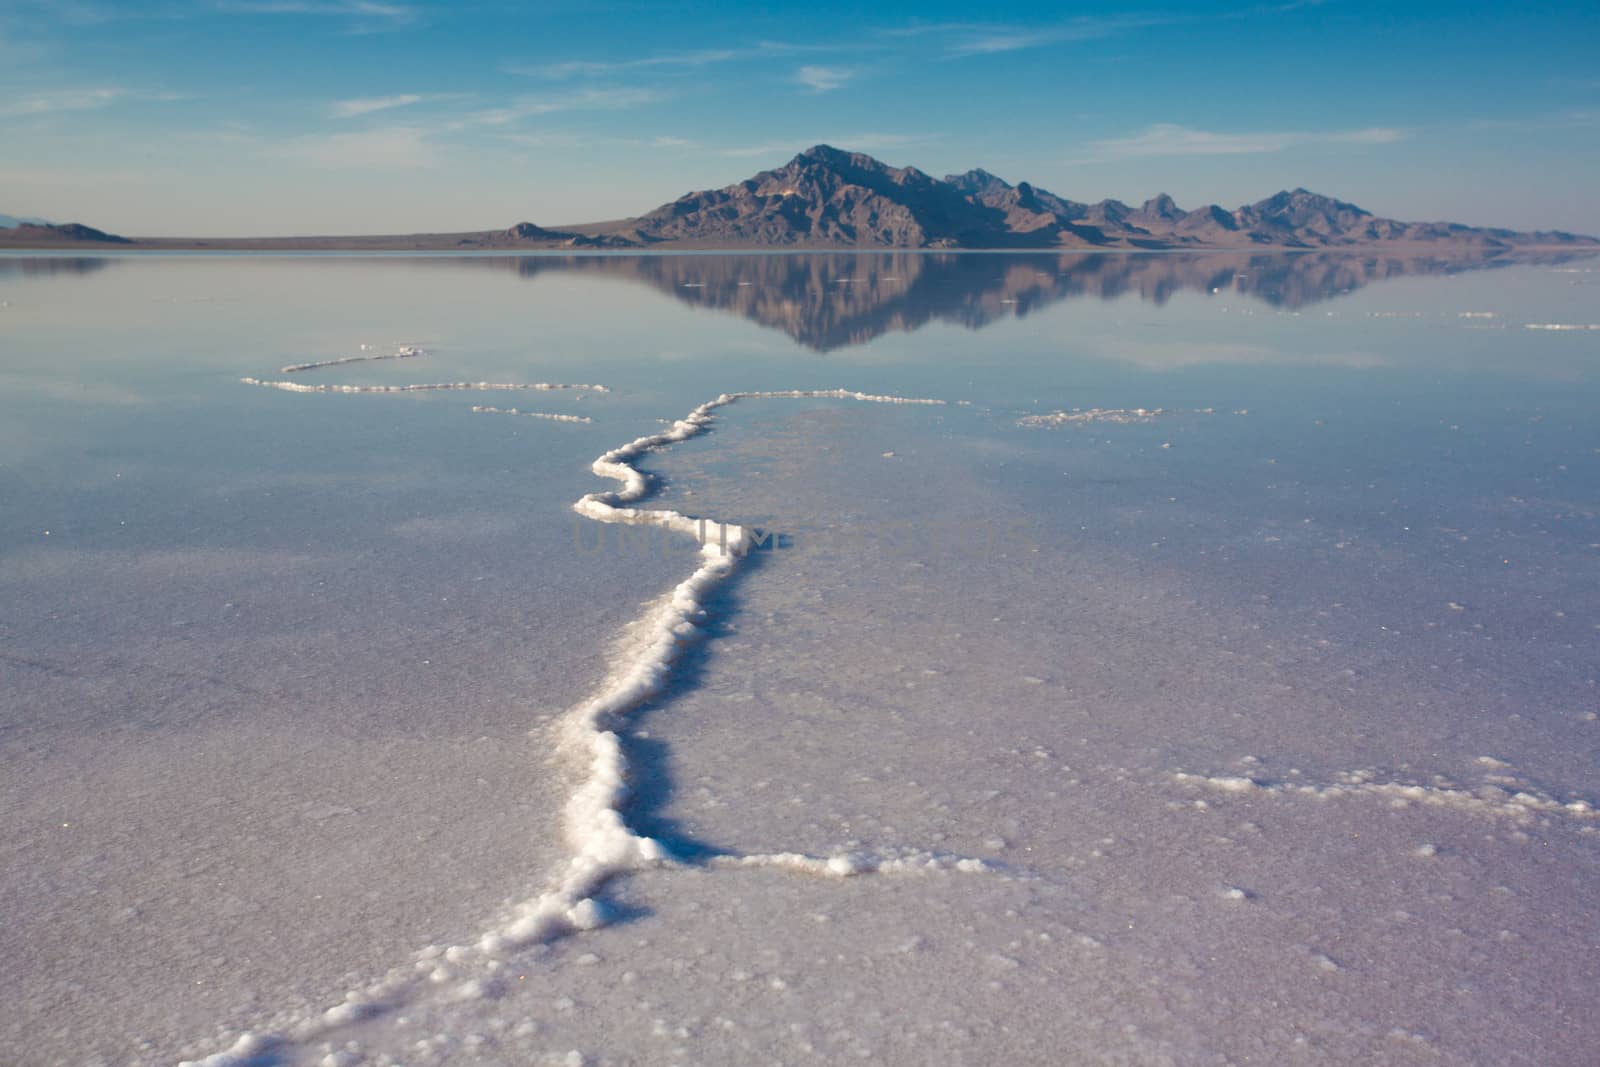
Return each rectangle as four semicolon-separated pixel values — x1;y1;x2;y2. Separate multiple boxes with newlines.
2;250;1597;1066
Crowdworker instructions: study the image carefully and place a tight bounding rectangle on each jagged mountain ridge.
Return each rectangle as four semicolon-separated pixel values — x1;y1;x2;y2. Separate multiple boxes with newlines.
614;145;1594;251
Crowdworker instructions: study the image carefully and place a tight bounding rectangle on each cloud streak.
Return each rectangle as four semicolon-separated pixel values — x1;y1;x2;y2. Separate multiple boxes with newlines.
217;0;416;18
0;87;127;117
510;49;738;80
885;16;1178;56
1085;123;1406;160
268;125;435;168
507;40;867;80
796;65;855;92
464;87;664;127
0;87;184;118
329;94;423;118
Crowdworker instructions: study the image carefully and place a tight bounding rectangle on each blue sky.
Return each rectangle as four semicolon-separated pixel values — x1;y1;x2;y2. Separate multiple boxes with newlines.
2;0;1597;236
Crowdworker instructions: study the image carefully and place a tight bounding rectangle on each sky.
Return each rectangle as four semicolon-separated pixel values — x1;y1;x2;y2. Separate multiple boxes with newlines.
1;0;1597;237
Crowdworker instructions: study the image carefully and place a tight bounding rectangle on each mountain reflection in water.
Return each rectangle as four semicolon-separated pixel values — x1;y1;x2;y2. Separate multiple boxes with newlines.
491;249;1593;352
4;248;1592;352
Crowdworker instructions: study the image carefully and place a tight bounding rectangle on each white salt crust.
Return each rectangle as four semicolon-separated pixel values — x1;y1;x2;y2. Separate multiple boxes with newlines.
242;378;608;395
182;385;991;1066
1017;407;1232;428
1019;407;1169;427
280;344;427;374
1172;766;1599;824
470;406;592;424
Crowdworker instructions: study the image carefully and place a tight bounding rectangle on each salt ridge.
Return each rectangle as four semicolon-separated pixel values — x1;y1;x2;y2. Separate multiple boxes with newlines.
470;406;592;424
1173;765;1600;824
181;386;989;1066
241;378;608;394
280;344;426;374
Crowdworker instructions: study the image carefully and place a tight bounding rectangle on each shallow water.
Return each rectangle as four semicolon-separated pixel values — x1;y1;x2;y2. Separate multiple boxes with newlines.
2;250;1597;1065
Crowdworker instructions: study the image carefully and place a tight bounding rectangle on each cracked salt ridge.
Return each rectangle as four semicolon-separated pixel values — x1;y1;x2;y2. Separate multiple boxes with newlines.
181;388;994;1067
1173;763;1600;824
279;344;427;375
241;378;608;395
470;406;592;424
1018;407;1233;428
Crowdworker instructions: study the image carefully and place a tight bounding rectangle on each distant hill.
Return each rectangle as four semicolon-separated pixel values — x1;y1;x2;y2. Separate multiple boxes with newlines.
0;214;50;228
0;221;129;245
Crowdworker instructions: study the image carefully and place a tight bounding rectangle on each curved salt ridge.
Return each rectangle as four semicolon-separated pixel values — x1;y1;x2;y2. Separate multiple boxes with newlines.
183;386;985;1067
492;389;954;938
1173;768;1600;823
471;405;592;424
457;390;961;958
241;377;609;394
281;343;425;374
716;849;991;877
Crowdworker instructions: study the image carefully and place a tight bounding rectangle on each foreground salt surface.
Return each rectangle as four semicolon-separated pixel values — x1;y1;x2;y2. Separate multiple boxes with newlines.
8;255;1598;1066
178;392;1600;1066
179;388;997;1067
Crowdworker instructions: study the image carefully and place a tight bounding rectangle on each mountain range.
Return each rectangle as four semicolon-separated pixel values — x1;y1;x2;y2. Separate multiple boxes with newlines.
1;145;1595;251
600;145;1595;251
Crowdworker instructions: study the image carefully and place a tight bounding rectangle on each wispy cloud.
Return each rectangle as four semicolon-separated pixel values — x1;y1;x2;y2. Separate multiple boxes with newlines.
218;0;413;15
952;17;1175;55
500;131;700;151
464;87;664;127
796;65;855;92
329;93;423;118
509;49;738;79
1084;123;1406;160
0;87;127;117
0;86;184;118
507;40;866;80
886;16;1176;56
216;0;419;30
268;125;435;168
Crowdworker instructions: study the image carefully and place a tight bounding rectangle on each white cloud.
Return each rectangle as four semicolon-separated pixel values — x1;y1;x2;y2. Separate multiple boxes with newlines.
217;0;416;20
1085;123;1406;160
507;41;860;80
0;87;126;117
328;93;423;118
0;86;187;119
886;16;1177;56
268;125;435;168
796;65;855;92
510;49;738;79
465;87;664;127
